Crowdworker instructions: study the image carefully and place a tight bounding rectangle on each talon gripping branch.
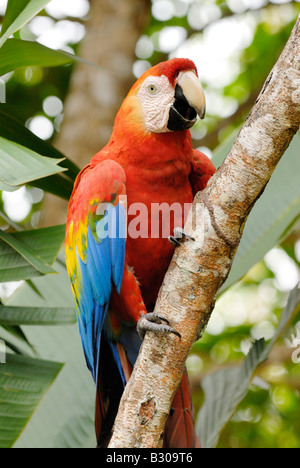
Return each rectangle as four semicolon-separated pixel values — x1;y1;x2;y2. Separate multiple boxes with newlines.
65;58;216;448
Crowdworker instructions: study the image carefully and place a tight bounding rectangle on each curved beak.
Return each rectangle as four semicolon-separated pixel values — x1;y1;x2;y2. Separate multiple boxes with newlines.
167;71;206;132
178;71;206;120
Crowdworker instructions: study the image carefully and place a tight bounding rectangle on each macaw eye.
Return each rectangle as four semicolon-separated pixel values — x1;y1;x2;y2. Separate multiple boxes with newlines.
147;84;158;95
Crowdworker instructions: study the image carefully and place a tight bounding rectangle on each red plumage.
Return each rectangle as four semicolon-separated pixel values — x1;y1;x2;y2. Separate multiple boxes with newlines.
66;58;216;448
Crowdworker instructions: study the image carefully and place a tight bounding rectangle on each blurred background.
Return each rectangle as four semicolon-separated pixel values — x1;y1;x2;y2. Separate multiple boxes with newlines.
0;0;300;448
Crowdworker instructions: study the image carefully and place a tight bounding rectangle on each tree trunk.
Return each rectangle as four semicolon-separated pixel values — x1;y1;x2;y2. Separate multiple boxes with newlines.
108;15;300;448
41;0;151;226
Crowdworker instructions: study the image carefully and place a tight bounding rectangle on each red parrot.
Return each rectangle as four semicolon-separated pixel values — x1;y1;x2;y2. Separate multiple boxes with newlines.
65;58;216;448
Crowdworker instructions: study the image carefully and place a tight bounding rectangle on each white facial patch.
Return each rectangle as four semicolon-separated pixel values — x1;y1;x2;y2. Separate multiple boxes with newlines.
137;75;174;133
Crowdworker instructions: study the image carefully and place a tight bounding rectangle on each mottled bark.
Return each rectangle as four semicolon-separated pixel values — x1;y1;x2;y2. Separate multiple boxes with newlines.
41;0;151;226
109;16;300;448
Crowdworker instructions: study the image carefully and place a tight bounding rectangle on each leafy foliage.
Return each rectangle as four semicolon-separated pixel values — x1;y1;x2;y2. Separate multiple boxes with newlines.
213;133;300;292
0;0;51;47
0;137;66;188
0;39;74;76
0;225;66;281
0;353;63;448
197;285;300;448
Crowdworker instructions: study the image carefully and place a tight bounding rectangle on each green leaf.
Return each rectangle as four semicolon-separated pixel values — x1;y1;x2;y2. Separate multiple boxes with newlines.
0;107;80;200
0;334;28;354
0;107;78;199
25;279;44;299
0;106;79;181
0;353;63;448
0;229;56;276
1;325;30;350
0;182;15;192
212;132;300;292
0;136;67;188
31;174;74;201
5;252;74;309
0;225;65;282
13;323;96;448
6;260;96;448
0;306;76;326
196;285;300;448
0;0;51;48
0;39;74;77
0;38;111;81
0;0;31;38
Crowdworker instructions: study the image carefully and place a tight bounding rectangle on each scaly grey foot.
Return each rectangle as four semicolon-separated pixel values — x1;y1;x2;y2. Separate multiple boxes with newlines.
137;313;181;340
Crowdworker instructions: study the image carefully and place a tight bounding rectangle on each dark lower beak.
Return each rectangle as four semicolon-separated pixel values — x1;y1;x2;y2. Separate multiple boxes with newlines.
167;84;198;132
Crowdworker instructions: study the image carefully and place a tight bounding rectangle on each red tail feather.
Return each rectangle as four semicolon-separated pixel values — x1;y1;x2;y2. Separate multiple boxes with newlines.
95;339;124;448
163;369;200;448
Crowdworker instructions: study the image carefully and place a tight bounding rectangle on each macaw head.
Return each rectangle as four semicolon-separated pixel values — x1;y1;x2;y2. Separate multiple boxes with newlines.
116;58;206;135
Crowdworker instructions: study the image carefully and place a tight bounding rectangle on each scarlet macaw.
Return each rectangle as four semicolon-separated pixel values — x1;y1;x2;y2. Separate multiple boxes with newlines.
65;58;216;448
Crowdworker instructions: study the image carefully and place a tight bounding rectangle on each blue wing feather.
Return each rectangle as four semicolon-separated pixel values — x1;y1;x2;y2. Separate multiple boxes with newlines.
75;203;126;382
110;202;126;293
66;161;128;384
86;227;111;305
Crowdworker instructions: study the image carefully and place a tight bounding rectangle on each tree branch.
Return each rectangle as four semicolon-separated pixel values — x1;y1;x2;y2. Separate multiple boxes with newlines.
109;16;300;448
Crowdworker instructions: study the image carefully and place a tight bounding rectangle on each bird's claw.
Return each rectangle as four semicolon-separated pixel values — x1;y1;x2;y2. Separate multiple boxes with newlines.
168;227;195;247
168;236;181;247
137;313;181;340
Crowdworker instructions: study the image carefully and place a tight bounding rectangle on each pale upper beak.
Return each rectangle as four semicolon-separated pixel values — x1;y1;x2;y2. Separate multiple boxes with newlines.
177;71;206;120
